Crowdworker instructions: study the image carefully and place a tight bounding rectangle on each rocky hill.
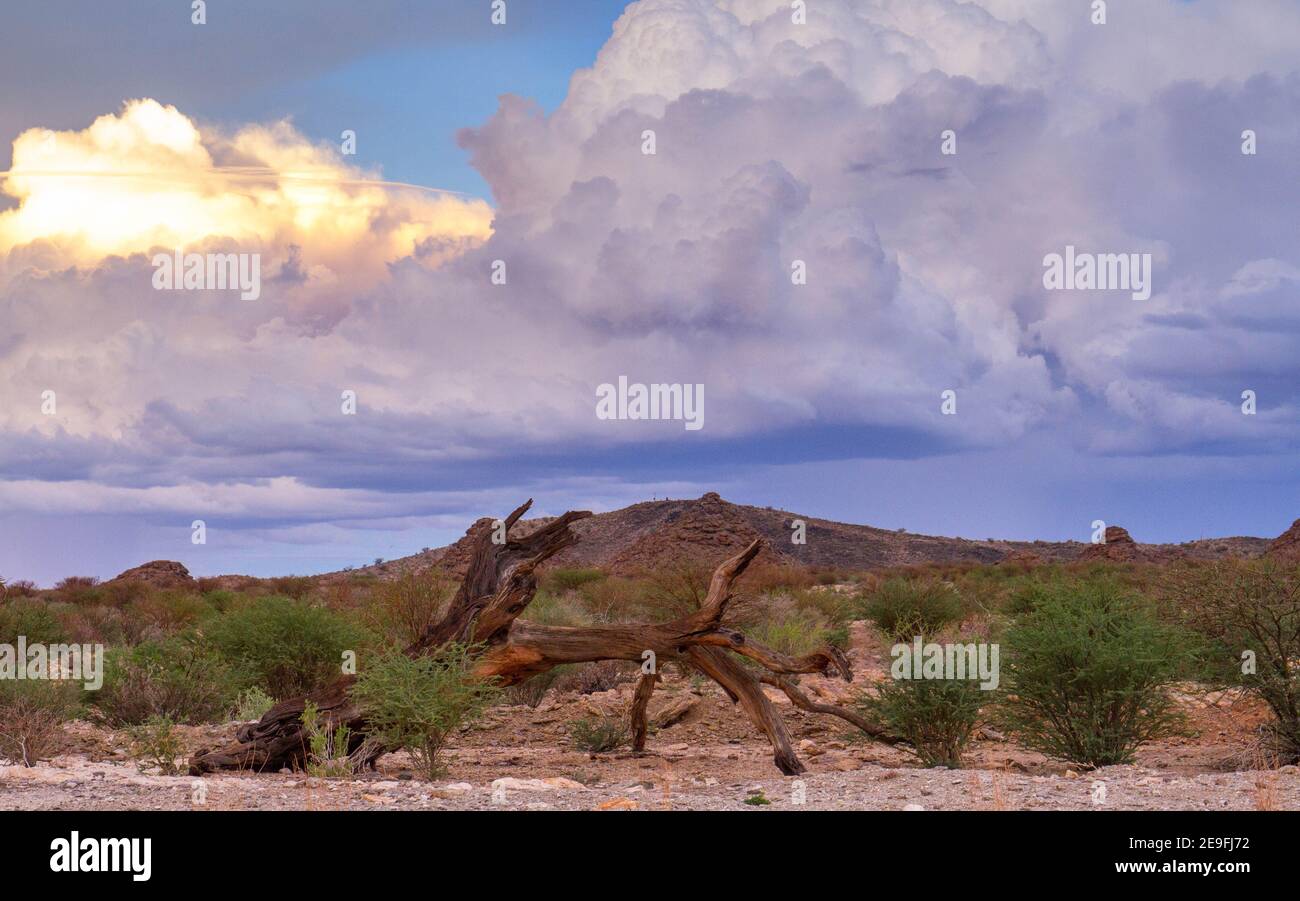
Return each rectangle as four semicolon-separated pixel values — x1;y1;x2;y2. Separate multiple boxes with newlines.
334;492;1275;581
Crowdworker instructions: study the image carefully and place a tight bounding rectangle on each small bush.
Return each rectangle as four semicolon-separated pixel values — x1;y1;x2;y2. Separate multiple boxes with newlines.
997;580;1188;767
204;597;366;699
636;564;711;620
127;590;213;634
52;576;102;604
1170;560;1300;763
860;579;963;641
503;667;570;707
553;660;635;695
93;637;238;726
568;716;628;753
744;607;844;659
1;579;39;598
365;570;451;647
234;687;275;722
350;645;500;780
522;589;594;627
267;576;315;600
0;599;66;646
858;674;984;768
128;716;184;774
0;679;79;766
58;604;131;646
300;702;358;777
545;568;607;593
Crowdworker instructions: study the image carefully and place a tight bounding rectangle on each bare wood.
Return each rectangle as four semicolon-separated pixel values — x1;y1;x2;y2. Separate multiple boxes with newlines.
687;646;804;775
759;674;904;745
629;673;658;751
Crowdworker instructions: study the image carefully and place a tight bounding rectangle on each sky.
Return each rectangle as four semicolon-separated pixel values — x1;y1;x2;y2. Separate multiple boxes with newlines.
1;0;1298;585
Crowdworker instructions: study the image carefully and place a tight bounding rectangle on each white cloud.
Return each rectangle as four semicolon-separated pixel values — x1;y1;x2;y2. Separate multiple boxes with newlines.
2;0;1298;529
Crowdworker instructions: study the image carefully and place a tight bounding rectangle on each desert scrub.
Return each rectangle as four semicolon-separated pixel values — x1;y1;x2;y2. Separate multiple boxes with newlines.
859;578;963;641
93;636;239;725
300;702;358;777
0;598;66;646
996;580;1189;767
128;715;184;774
364;569;452;647
553;660;635;694
125;590;214;635
857;672;984;768
545;567;607;593
503;666;571;707
744;607;844;658
0;678;79;766
203;596;367;699
1169;560;1300;762
350;644;500;779
568;715;628;753
234;686;275;721
519;588;592;627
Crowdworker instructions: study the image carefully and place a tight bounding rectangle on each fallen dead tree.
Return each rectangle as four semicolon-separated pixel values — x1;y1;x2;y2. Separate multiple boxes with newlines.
190;500;892;776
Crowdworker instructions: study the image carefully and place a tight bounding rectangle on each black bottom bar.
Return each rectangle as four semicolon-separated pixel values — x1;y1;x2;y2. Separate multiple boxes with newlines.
7;810;1280;888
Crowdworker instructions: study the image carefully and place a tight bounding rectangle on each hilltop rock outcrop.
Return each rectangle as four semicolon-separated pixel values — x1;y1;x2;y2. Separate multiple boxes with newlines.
1078;526;1189;564
108;560;196;589
605;492;790;574
1079;526;1141;562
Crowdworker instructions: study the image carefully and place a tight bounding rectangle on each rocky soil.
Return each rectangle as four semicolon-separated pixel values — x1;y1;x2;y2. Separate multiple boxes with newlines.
4;621;1296;812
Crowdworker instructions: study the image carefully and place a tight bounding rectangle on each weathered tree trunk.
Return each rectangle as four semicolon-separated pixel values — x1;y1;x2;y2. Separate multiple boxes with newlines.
190;500;883;777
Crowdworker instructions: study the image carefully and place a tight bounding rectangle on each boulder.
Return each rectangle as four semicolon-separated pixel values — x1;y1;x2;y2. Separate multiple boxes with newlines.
1078;526;1185;564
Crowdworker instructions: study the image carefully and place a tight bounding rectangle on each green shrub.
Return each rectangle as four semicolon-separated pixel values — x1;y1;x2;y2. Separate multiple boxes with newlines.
128;716;184;774
93;637;239;725
520;589;592;627
0;679;79;766
300;702;358;777
234;686;275;722
201;589;239;612
0;599;66;646
860;579;963;641
1002;578;1060;616
350;645;500;779
546;568;607;593
858;674;984;768
997;580;1188;767
745;608;844;659
568;715;628;753
1170;560;1300;763
204;596;366;699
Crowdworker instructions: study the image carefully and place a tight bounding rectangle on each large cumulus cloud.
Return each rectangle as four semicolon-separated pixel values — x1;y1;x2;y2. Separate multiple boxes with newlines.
2;0;1299;577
